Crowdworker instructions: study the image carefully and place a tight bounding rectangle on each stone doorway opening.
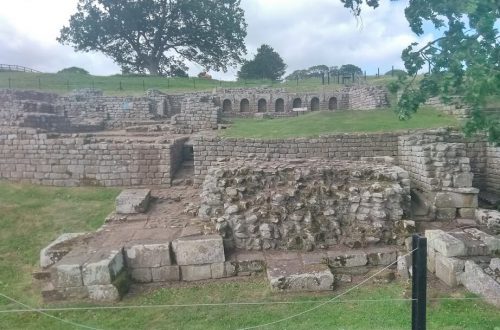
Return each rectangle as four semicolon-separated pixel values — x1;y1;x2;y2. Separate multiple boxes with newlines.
222;99;232;112
275;98;285;112
311;97;320;111
292;98;302;108
257;99;267;113
329;97;338;110
240;99;250;112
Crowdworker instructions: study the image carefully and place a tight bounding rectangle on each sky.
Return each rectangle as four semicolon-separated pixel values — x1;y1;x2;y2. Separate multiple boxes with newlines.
0;0;435;80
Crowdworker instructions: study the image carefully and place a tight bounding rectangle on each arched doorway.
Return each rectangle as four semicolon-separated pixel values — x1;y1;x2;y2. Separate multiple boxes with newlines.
275;98;285;112
257;99;267;113
222;99;232;112
240;99;250;112
310;97;320;111
329;97;338;110
292;98;302;108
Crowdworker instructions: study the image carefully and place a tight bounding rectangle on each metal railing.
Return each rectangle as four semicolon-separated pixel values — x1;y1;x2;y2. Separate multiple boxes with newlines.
0;64;41;73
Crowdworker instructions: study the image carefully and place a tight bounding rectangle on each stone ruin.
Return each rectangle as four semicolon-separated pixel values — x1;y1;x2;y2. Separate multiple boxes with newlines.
0;86;498;305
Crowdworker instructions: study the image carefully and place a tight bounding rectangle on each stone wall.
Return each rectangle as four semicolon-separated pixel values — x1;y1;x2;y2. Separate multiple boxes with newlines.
193;133;401;184
486;145;500;195
171;95;220;132
425;96;471;119
199;159;410;251
0;127;175;187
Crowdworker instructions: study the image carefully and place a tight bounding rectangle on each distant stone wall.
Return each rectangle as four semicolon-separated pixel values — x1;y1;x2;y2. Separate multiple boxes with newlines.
200;158;410;250
425;96;470;119
0;127;175;187
193;133;401;184
171;95;220;132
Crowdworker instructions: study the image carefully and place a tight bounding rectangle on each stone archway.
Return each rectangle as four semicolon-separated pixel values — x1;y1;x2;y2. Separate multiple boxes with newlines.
275;98;285;112
292;98;302;108
311;97;320;111
223;99;232;112
257;99;267;113
329;97;338;110
240;99;250;112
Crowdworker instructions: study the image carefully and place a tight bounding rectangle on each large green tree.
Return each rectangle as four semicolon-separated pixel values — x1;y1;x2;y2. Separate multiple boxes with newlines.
341;0;500;142
237;44;287;81
58;0;247;76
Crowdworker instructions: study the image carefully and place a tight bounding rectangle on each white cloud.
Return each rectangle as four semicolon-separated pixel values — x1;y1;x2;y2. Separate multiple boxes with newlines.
0;0;432;79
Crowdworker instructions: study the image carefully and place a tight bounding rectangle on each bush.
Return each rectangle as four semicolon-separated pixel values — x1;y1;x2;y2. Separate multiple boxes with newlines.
57;67;90;75
384;69;407;77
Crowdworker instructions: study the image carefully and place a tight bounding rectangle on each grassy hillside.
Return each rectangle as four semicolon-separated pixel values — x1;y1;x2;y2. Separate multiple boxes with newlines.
221;108;458;139
1;181;499;329
0;71;396;95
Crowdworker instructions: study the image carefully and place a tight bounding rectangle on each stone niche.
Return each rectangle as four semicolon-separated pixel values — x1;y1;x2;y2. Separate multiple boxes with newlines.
199;158;410;251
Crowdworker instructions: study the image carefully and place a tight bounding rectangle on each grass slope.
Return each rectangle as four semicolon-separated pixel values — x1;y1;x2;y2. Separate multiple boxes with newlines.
221;108;458;139
1;182;499;329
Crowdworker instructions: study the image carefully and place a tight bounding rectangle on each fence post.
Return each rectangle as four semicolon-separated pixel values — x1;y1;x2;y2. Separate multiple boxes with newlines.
412;234;427;330
327;73;330;85
377;67;380;77
119;81;123;91
392;65;394;76
364;71;367;81
321;72;325;85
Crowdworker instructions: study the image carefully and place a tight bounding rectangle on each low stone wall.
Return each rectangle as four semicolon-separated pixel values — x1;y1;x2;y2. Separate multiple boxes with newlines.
199;159;410;251
0;127;176;187
486;145;500;195
171;95;220;132
425;96;470;119
193;133;401;184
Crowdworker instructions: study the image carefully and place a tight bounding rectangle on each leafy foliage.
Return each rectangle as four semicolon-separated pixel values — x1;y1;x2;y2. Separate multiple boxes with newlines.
339;64;363;76
285;63;363;80
341;0;500;142
237;44;287;81
385;69;407;77
58;0;247;76
57;67;90;75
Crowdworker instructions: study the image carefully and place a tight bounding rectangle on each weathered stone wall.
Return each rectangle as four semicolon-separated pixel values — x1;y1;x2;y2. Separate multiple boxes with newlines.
193;133;401;184
0;127;174;187
199;159;410;251
169;137;190;179
486;145;500;195
171;95;220;132
425;96;471;119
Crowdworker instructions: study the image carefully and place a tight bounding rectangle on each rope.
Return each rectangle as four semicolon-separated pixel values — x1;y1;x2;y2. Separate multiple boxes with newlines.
0;293;101;330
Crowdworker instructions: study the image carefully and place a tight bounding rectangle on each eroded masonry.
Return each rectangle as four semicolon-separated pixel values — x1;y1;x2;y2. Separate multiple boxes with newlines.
0;87;499;304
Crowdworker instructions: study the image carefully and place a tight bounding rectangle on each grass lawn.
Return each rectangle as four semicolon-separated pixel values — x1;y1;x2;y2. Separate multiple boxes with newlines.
0;71;398;95
221;108;458;139
1;181;499;329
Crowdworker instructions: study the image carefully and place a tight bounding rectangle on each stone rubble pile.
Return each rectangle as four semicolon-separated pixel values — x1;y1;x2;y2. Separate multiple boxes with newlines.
199;159;411;251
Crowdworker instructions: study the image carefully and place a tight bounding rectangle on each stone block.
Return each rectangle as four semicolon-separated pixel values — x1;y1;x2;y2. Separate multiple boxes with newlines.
460;260;500;307
435;253;465;287
87;284;120;302
435;191;478;208
180;264;212;281
53;263;83;288
82;249;124;286
490;258;500;272
397;252;411;279
267;261;334;292
173;235;225;266
210;262;225;279
327;251;367;267
436;208;457;221
151;266;180;282
115;189;151;214
125;243;171;268
463;228;500;253
130;268;152;283
427;246;436;273
453;173;473;188
40;233;86;268
367;248;398;266
425;230;466;257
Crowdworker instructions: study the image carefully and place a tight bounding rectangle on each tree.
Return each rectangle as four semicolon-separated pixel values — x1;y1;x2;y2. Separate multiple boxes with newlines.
58;0;247;76
285;69;309;81
340;0;500;142
306;65;329;77
237;44;287;81
57;67;89;75
339;64;363;76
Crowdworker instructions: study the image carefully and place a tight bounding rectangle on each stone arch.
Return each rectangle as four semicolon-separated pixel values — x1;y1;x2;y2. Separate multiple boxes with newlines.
275;98;285;112
328;97;338;110
222;99;232;112
257;98;267;113
292;98;302;108
240;98;250;112
310;97;320;111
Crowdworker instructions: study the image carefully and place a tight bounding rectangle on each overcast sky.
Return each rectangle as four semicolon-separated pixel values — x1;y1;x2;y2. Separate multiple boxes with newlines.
0;0;434;80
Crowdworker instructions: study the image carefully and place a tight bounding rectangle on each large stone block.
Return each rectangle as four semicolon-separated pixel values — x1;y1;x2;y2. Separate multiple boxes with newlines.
152;266;180;282
130;268;152;283
460;260;500;307
434;190;478;209
87;284;120;302
326;251;367;267
115;189;151;214
180;264;212;281
82;249;124;286
53;263;83;288
125;243;171;268
367;249;398;266
426;230;466;257
173;235;225;266
463;228;500;253
267;260;334;292
435;253;465;287
40;233;86;268
427;246;436;273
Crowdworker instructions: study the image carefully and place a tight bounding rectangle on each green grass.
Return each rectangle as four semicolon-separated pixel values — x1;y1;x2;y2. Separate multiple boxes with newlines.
0;71;399;95
221;108;458;139
1;181;499;329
